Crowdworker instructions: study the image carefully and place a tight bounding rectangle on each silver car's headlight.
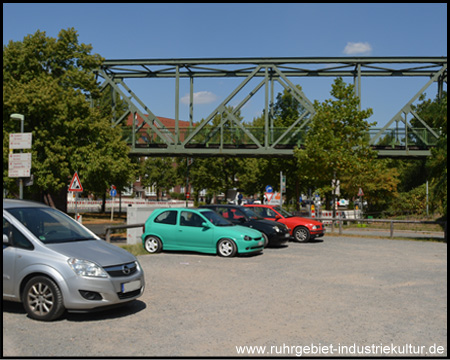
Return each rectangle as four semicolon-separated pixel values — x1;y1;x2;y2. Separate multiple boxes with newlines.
68;258;108;278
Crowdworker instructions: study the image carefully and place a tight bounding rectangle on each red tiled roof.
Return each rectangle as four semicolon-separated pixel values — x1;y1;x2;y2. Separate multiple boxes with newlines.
126;113;191;128
127;113;194;144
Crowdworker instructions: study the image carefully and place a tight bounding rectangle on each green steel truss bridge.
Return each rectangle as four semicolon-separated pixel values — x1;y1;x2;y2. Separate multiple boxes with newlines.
96;57;447;158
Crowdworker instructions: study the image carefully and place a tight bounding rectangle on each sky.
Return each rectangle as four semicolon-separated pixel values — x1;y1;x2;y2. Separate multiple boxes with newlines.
3;3;447;127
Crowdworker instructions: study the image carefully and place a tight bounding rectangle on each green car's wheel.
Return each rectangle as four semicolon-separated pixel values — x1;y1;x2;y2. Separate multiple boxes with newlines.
144;236;162;253
217;238;237;257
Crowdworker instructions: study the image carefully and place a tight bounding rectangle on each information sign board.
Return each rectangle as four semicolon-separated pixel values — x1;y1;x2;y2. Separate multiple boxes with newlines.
8;153;31;178
9;133;32;149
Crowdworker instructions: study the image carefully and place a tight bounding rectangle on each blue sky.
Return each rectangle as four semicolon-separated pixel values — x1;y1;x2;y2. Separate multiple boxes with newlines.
3;3;447;127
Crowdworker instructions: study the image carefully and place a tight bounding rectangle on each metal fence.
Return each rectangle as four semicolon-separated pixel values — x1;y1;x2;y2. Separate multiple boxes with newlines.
104;218;446;243
314;217;446;241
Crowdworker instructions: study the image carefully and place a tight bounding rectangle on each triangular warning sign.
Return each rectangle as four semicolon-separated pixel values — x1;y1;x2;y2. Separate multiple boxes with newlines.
69;172;83;192
265;192;274;203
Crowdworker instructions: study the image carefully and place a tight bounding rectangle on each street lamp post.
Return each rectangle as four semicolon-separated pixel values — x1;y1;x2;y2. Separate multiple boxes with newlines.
10;113;25;199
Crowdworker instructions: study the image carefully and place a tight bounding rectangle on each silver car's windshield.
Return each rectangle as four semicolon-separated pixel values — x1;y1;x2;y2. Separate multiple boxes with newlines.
7;207;95;244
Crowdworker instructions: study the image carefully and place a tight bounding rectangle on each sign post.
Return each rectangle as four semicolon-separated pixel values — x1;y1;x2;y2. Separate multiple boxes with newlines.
110;185;117;221
358;187;364;212
8;113;32;199
280;172;286;208
69;172;83;222
265;185;273;204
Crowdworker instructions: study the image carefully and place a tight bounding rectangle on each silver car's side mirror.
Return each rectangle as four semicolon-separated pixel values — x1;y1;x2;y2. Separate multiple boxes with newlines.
3;234;10;244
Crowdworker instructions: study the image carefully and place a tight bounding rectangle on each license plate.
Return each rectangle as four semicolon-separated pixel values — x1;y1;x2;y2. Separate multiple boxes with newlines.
258;241;263;246
121;280;141;293
285;233;290;238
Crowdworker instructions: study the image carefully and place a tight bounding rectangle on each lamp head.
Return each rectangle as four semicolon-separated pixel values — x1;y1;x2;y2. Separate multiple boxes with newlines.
10;113;25;121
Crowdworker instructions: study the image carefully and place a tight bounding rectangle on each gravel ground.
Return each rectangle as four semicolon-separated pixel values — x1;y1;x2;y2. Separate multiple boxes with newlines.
3;236;447;357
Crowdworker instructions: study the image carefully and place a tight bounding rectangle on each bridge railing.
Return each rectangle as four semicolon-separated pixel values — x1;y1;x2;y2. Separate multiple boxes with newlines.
122;126;440;149
368;128;440;148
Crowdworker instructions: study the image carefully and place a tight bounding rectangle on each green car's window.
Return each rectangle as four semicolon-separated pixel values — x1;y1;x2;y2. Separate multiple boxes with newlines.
180;212;204;227
154;211;177;225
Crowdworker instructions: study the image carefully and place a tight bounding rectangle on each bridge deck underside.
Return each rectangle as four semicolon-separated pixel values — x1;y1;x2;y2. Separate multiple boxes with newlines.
126;126;437;158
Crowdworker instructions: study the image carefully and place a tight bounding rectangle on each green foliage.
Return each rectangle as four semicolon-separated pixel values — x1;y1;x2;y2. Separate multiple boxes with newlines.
3;28;136;206
141;157;177;200
425;94;447;218
273;85;308;126
418;92;447;217
389;184;428;216
293;78;388;207
375;92;447;217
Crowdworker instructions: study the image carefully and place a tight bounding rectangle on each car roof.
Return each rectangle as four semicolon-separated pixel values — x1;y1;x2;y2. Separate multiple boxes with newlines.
201;204;244;208
3;199;50;210
246;204;275;208
154;207;212;212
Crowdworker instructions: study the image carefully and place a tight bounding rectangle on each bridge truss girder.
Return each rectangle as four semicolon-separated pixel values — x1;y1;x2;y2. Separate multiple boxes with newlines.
95;57;447;158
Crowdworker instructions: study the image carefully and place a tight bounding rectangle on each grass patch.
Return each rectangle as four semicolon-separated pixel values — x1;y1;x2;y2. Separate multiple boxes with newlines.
79;212;127;224
118;243;149;256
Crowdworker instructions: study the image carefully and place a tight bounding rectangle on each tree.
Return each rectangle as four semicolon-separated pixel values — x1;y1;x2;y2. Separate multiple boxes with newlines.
340;158;400;213
141;157;177;201
3;28;137;211
273;85;309;127
416;92;447;217
294;78;387;209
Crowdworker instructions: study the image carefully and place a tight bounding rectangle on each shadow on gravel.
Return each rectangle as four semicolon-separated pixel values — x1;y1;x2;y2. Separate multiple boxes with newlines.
65;300;147;322
156;249;265;258
3;299;147;322
3;300;27;315
290;239;324;244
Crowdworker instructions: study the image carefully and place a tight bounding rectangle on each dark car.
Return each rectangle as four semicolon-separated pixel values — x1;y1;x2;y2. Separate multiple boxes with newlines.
200;205;290;247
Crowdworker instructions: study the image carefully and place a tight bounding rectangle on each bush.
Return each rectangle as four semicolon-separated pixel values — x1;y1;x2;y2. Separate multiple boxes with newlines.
389;184;427;216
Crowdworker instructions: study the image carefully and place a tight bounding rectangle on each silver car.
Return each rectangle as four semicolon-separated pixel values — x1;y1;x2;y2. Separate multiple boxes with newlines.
3;199;145;321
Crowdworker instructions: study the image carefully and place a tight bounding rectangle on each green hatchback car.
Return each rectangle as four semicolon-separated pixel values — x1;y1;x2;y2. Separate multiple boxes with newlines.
142;208;264;257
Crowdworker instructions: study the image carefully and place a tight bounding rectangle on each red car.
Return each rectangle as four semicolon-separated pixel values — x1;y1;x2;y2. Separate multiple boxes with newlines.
245;204;325;242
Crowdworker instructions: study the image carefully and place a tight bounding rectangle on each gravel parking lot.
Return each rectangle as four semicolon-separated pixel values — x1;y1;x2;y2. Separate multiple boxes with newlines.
3;236;447;357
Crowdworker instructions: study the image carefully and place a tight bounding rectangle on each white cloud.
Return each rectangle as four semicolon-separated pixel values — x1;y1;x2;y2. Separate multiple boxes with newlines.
343;42;373;55
181;91;218;105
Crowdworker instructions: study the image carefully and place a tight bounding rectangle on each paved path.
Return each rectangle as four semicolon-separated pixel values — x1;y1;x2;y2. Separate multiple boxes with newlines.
3;235;447;357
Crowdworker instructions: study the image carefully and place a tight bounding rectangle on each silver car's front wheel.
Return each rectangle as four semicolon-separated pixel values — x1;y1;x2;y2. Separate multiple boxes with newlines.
23;276;65;321
217;239;237;257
